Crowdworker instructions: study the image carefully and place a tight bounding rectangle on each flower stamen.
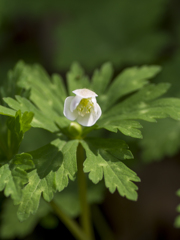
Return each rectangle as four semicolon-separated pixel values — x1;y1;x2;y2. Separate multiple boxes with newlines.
76;98;94;117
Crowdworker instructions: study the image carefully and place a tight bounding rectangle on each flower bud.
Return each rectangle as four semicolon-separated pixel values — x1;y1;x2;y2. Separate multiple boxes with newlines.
68;122;82;138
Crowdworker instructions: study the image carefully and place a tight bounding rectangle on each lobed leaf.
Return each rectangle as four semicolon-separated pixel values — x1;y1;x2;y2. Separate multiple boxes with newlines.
17;63;67;116
0;153;34;205
6;110;34;157
0;61;70;132
138;53;180;161
17;138;79;221
102;65;161;111
66;62;90;95
81;138;140;201
98;83;180;138
100;120;143;139
91;62;114;96
3;96;61;132
0;105;16;117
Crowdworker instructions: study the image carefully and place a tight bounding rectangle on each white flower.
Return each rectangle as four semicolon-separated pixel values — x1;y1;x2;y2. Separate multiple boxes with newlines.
63;88;102;127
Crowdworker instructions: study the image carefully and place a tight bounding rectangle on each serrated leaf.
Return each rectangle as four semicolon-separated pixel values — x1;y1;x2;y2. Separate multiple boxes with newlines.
0;164;22;204
3;96;61;132
30;140;65;179
91;62;114;96
66;62;90;95
6;110;34;157
102;65;161;111
98;83;180;138
101;120;143;139
17;139;79;221
0;61;70;132
81;138;140;201
0;153;34;205
0;61;30;106
17;63;67;117
10;153;35;172
0;110;35;204
55;139;79;192
139;52;180;161
101;83;171;119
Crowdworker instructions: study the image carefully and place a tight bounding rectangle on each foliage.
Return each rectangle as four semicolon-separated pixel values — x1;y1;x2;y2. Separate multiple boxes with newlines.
1;1;180;238
139;52;180;161
0;60;179;230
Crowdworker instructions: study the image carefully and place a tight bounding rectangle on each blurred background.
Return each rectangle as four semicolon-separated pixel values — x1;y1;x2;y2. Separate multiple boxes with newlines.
1;0;180;239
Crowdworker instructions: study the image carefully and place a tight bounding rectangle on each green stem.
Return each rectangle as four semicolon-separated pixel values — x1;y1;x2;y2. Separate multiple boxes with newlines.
77;143;94;240
50;201;88;240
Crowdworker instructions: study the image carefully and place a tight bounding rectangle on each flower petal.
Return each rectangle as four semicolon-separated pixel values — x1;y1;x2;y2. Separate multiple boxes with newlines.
76;113;95;127
72;89;98;98
70;95;82;112
63;96;78;120
76;104;101;127
94;103;102;118
91;97;97;111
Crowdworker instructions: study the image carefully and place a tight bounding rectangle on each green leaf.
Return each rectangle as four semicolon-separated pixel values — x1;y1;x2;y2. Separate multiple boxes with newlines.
17;170;55;221
0;164;22;204
0;105;15;117
3;96;59;132
101;83;171;119
102;120;143;139
55;139;79;192
10;153;35;172
17;138;79;221
0;61;30;106
6;110;34;156
0;198;50;239
30;141;64;179
66;62;90;95
0;110;34;204
139;119;180;162
98;83;180;138
21;111;34;133
139;52;180;161
1;62;70;131
0;153;34;205
17;63;67;117
91;62;114;96
102;66;161;111
81;138;140;201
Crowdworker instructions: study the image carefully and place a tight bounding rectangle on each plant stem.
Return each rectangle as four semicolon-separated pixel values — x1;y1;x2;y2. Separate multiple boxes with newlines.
50;201;88;240
77;143;94;240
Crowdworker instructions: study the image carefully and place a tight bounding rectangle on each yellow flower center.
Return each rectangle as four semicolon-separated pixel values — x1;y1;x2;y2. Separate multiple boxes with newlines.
76;98;94;117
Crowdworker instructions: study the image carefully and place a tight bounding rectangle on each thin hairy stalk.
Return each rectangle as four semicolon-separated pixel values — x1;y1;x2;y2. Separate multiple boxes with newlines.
50;201;89;240
77;143;95;240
